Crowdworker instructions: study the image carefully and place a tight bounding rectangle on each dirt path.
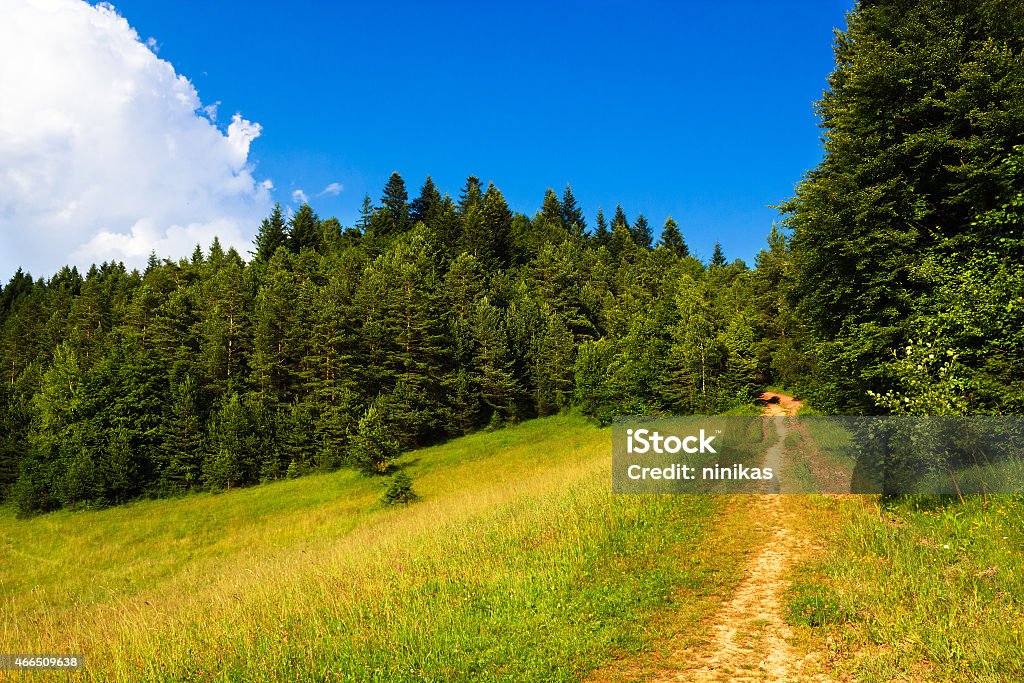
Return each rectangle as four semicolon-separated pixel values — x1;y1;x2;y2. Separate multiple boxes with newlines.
650;395;808;682
588;392;827;683
655;495;800;682
756;391;804;417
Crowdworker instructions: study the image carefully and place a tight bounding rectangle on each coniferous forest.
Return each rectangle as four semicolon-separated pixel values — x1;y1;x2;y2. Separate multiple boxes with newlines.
2;0;1023;516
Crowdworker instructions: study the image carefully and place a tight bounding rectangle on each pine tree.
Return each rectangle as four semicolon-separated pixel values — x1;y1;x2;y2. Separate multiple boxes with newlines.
204;393;256;489
160;375;203;492
531;313;576;415
562;184;585;237
472;298;522;423
609;205;636;261
347;403;399;475
592;208;610;248
458;175;483;216
356;194;374;234
381;171;410;237
288;203;321;253
280;400;316;474
250;250;297;402
208;237;226;268
710;241;726;268
541;189;564;230
631;213;653;249
660;216;689;257
253;203;287;261
410;176;442;225
319;217;343;254
462;182;512;269
198;260;250;397
431;195;462;258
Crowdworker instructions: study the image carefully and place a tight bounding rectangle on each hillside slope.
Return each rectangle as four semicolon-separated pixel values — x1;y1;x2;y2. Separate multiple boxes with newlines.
0;414;759;682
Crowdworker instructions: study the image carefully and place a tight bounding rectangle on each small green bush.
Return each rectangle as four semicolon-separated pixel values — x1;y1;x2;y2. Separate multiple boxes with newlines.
380;472;417;506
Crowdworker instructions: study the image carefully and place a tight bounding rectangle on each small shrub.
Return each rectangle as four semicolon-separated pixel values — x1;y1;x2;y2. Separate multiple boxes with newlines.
380;472;418;506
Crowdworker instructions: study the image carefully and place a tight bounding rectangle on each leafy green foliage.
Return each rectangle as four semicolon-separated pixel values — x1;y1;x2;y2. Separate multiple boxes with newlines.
785;0;1024;414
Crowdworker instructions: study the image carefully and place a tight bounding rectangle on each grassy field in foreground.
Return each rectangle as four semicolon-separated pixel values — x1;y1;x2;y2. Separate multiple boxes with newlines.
788;494;1024;683
0;414;752;682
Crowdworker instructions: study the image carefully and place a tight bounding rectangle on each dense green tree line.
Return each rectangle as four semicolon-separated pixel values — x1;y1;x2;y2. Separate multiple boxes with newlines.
785;0;1024;415
0;175;792;513
5;0;1022;514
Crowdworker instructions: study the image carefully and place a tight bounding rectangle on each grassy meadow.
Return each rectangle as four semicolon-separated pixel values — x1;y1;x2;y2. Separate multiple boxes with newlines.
786;494;1024;683
0;414;757;682
4;410;1023;682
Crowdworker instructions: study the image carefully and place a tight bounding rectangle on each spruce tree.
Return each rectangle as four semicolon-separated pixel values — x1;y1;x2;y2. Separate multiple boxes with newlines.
288;203;321;253
466;182;512;269
609;205;636;261
348;403;399;475
472;298;522;423
540;189;564;230
631;214;653;249
660;216;689;257
710;241;726;268
592;208;610;248
458;175;483;216
562;184;586;237
381;171;410;237
159;375;203;492
356;194;374;234
410;176;442;225
253;203;287;261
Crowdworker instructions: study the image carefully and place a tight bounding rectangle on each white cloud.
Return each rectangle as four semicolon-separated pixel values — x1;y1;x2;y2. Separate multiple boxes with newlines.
292;189;309;204
202;101;220;122
0;0;273;279
320;182;343;196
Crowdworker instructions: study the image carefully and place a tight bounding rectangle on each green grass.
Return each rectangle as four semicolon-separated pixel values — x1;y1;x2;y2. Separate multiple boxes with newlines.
787;494;1024;682
0;414;744;682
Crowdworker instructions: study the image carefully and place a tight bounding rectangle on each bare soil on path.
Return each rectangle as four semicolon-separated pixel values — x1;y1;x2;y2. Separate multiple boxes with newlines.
589;392;829;683
756;391;805;417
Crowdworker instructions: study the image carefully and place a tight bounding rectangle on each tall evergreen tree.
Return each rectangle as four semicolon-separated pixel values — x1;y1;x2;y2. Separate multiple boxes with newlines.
381;171;410;237
159;375;203;492
463;183;512;269
288;203;321;253
660;216;689;257
592;208;610;248
356;194;375;234
458;175;483;216
562;184;585;237
710;241;726;268
347;403;399;475
253;203;287;261
631;214;653;249
410;176;442;225
540;189;564;229
611;205;628;233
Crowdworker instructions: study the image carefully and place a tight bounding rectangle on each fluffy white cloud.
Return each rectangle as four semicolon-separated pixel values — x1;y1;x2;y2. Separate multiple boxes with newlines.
0;0;273;279
320;182;343;196
292;189;309;204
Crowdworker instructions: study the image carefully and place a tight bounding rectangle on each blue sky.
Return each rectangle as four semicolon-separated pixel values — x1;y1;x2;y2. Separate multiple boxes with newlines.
58;1;854;268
